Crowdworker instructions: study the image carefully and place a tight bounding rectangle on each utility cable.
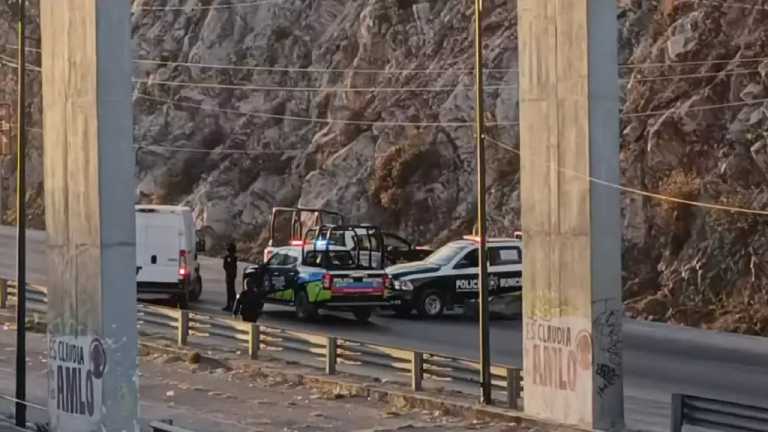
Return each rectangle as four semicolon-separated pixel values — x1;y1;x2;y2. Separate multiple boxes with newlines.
485;136;768;216
133;78;517;92
136;0;282;12
136;93;520;127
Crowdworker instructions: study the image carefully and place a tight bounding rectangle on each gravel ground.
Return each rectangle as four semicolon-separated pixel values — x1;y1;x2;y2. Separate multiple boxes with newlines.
0;320;529;432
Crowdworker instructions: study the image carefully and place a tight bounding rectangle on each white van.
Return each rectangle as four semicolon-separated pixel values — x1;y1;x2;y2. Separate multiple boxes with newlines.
135;205;204;308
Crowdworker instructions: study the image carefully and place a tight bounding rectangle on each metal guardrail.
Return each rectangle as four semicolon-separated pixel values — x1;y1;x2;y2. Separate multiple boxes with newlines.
150;420;195;432
1;279;524;409
671;393;768;432
0;394;48;432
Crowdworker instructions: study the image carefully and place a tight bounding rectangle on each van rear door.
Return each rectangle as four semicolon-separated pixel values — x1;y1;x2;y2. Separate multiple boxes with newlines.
136;213;182;284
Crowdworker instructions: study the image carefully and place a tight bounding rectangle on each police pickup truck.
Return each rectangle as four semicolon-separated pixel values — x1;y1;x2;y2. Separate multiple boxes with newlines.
235;225;389;323
385;236;522;318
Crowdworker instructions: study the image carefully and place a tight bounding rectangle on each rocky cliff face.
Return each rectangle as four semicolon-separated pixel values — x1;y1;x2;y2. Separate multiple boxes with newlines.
621;0;768;334
132;0;520;258
0;0;43;227
3;0;768;334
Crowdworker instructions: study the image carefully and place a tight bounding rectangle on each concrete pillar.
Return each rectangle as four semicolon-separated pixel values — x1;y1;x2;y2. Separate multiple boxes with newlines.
518;1;624;431
41;1;137;431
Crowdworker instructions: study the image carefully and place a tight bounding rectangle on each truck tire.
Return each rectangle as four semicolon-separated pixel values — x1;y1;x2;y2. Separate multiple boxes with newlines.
190;276;203;302
416;289;444;319
241;301;263;323
295;290;318;321
353;308;373;323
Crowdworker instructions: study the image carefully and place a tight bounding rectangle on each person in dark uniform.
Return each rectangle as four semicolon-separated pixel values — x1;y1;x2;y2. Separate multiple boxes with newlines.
223;243;238;312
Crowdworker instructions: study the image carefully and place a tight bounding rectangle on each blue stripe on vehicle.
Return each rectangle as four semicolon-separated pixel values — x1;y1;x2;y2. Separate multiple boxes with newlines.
298;272;325;283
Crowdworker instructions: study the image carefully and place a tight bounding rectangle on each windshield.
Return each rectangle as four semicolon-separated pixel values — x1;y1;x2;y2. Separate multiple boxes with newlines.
425;243;467;266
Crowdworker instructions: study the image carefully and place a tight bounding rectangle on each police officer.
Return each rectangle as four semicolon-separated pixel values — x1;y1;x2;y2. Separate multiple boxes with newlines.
222;243;238;312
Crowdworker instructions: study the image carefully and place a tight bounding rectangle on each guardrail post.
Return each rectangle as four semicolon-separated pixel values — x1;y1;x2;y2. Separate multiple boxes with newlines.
0;279;6;309
506;368;521;410
670;394;683;432
177;310;189;346
248;324;260;360
411;352;423;392
325;337;337;375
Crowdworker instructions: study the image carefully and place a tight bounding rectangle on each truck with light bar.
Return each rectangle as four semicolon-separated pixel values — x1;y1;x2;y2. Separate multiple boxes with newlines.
263;206;433;266
263;207;345;263
235;225;389;323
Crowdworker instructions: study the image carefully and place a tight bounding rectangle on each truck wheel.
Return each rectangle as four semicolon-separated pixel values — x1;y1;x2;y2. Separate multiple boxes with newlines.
295;291;318;321
241;302;263;323
353;308;373;323
190;276;203;302
416;289;444;319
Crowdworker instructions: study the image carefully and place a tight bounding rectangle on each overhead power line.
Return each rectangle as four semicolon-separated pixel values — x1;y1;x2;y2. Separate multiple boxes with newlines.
620;55;768;70
135;144;264;153
622;97;768;118
485;136;768;216
133;78;517;92
3;61;763;120
136;93;520;127
0;54;39;71
625;67;762;83
135;59;518;75
693;0;768;12
136;0;282;11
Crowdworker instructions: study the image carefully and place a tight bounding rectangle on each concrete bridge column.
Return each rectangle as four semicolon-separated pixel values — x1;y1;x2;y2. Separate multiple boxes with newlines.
41;1;137;430
518;0;624;430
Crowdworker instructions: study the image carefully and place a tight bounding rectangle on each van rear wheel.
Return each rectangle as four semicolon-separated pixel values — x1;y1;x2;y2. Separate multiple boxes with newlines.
190;276;203;302
176;291;189;310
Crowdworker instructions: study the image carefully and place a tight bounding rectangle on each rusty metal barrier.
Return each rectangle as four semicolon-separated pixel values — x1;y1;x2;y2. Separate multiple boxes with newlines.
1;279;524;409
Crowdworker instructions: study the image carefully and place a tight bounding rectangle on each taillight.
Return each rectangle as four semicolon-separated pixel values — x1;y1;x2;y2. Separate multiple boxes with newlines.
383;275;391;289
179;250;189;279
322;273;333;290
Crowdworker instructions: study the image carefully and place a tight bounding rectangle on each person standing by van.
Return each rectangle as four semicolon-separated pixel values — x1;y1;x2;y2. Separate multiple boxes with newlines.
223;243;238;312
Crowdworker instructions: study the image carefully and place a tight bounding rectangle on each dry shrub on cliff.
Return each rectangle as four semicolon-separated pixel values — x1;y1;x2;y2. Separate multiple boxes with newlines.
657;169;700;253
370;143;434;210
659;169;700;211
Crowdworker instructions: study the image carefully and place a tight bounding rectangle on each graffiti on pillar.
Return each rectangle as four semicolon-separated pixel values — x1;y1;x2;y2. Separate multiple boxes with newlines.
593;299;623;398
48;335;107;430
526;320;592;391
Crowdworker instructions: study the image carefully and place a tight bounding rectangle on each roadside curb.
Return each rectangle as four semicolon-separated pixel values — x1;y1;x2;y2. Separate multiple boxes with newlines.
138;338;585;432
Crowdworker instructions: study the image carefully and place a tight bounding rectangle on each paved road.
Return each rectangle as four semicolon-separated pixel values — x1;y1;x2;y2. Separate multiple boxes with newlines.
2;226;768;431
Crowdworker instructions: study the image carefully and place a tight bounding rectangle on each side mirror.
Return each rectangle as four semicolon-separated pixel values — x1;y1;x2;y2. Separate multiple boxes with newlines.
243;264;262;276
196;238;206;253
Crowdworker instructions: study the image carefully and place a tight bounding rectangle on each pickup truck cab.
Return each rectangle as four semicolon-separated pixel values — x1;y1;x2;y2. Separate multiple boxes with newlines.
385;236;523;318
237;225;389;323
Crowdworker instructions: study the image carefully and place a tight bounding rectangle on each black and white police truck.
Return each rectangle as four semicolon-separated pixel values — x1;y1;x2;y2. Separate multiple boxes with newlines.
384;236;522;318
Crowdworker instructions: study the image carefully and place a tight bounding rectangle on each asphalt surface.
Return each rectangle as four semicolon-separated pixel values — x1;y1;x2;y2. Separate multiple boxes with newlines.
1;226;768;431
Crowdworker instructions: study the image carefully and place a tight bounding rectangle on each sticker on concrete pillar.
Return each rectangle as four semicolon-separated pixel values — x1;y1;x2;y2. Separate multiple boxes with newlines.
47;335;106;430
